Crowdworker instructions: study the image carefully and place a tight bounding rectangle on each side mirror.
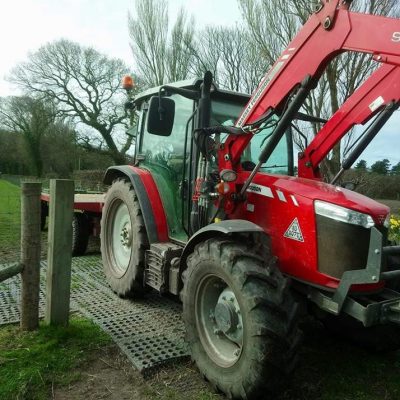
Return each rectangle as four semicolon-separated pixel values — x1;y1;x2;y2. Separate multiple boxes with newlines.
147;96;175;136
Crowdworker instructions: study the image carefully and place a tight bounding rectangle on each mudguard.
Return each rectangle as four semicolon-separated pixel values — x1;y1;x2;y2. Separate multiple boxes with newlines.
103;165;169;244
180;219;264;269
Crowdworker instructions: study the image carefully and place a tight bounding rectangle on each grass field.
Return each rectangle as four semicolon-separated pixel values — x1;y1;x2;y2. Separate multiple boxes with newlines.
0;318;111;400
0;179;52;263
0;180;21;249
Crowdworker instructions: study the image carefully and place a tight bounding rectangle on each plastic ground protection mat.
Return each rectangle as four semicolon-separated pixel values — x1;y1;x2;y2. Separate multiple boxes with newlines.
0;261;50;325
0;256;189;372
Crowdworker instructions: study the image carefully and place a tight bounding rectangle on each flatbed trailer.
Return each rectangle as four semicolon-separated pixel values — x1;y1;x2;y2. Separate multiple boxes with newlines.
40;191;105;256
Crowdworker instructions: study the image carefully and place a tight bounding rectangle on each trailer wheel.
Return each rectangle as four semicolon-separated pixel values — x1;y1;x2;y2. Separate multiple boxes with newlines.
41;202;48;231
72;212;90;256
101;178;148;298
182;238;302;399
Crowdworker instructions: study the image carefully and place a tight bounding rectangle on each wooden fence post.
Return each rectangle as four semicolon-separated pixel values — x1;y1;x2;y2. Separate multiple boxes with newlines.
45;179;74;326
20;182;42;331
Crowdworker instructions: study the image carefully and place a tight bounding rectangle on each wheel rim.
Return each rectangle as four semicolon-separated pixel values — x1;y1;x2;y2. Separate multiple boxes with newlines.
108;199;132;277
195;274;243;368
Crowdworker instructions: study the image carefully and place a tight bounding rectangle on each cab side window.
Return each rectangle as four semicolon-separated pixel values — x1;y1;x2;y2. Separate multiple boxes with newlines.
140;94;193;239
141;94;193;179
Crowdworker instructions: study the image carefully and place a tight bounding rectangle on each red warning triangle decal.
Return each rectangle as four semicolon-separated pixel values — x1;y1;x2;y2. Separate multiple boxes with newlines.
284;218;304;242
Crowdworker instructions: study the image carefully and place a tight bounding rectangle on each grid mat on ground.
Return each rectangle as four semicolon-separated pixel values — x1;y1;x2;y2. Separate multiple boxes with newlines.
0;256;188;372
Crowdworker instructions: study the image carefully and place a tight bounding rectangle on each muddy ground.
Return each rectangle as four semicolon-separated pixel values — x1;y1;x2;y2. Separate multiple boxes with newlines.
54;345;221;400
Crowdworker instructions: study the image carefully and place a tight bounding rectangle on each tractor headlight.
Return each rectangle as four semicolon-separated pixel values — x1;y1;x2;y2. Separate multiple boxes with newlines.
314;201;375;229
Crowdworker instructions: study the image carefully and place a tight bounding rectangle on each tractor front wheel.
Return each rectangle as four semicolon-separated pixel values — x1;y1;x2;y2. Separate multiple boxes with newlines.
100;178;148;297
182;238;302;399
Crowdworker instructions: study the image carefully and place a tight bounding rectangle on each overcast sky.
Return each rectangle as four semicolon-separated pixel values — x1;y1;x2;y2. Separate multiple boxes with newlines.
0;0;240;96
0;0;398;167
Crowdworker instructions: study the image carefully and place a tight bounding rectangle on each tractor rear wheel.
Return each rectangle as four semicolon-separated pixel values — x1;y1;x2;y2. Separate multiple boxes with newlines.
101;178;148;298
182;238;302;399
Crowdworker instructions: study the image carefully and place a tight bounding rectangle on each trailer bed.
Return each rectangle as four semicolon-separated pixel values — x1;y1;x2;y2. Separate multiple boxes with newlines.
41;192;105;214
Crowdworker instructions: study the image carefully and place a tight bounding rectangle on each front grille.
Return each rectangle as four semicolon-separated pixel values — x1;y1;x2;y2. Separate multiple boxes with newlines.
316;215;388;279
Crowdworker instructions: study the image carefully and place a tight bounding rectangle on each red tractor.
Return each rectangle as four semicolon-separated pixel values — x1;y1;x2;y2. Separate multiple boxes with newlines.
101;1;400;398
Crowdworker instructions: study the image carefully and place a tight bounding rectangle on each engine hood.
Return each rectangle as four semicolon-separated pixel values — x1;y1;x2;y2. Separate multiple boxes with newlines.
252;173;390;223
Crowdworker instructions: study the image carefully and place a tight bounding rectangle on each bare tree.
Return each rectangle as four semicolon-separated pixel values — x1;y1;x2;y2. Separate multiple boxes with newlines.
167;10;196;82
9;40;133;164
189;26;222;84
129;0;195;87
128;0;264;93
0;129;27;174
41;121;78;177
239;0;400;178
0;96;56;177
241;37;268;94
190;26;265;93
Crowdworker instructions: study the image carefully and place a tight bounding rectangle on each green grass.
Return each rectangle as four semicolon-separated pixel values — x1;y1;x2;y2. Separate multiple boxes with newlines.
0;180;21;248
0;317;111;400
0;175;23;187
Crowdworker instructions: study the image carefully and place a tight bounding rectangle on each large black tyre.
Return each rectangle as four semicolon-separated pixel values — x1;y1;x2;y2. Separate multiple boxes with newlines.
40;202;48;231
100;178;148;298
72;212;90;256
182;238;302;399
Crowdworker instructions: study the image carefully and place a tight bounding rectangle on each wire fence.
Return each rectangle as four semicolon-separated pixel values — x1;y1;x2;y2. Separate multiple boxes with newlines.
0;176;101;268
0;190;43;309
0;178;102;329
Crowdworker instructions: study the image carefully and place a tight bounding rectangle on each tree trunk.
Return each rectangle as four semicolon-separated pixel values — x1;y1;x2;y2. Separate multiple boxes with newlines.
98;127;127;164
110;151;127;165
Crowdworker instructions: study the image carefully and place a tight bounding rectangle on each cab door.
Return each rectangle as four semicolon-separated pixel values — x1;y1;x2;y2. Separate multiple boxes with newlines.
139;94;194;241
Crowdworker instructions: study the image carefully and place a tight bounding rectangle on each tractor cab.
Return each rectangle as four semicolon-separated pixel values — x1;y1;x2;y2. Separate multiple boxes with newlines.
131;78;294;242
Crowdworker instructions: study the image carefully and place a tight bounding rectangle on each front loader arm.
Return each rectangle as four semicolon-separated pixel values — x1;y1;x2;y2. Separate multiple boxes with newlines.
299;64;400;178
225;0;400;170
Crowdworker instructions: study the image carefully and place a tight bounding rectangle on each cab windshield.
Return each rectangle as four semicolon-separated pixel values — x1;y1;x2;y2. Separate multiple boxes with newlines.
211;100;292;175
242;119;292;175
211;99;244;126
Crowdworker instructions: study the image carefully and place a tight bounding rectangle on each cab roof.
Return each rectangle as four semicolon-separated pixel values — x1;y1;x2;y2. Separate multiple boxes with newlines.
134;78;250;105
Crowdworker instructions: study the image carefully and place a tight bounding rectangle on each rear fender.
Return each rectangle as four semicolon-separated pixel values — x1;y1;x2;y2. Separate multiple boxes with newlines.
104;165;169;243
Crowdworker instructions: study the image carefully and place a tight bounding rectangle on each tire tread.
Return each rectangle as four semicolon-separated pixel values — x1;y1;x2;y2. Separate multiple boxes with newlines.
101;178;148;298
182;237;302;399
